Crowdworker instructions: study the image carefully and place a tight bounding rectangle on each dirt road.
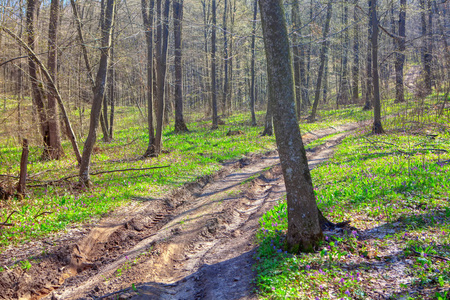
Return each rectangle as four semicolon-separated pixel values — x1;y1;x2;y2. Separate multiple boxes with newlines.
0;122;365;300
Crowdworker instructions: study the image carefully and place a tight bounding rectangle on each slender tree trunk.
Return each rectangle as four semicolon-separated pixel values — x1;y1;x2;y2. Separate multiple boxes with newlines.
370;0;384;133
141;0;155;156
108;29;115;138
221;0;229;117
227;0;236;115
338;0;350;105
153;0;170;154
211;0;218;129
395;0;406;103
46;0;63;159
352;0;360;102
292;0;302;118
249;0;257;126
259;0;323;253
79;0;116;185
309;0;333;122
26;0;50;157
420;0;431;95
261;89;273;136
201;0;211;116
323;53;329;103
362;0;373;110
173;0;188;132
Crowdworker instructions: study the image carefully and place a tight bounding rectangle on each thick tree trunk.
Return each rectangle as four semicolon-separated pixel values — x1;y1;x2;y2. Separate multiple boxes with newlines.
173;0;188;133
259;0;323;253
370;0;384;134
309;0;333;122
141;0;155;156
249;0;257;126
79;0;116;185
394;0;406;103
211;0;218;129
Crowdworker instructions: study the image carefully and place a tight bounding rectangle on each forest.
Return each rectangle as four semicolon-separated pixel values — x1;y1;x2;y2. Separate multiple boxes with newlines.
0;0;449;298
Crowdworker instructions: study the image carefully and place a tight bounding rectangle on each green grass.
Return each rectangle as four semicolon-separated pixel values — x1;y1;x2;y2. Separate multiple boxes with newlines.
0;89;447;255
254;103;450;299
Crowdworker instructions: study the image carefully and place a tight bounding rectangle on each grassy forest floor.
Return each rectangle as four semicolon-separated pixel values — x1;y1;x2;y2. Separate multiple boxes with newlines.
0;89;449;299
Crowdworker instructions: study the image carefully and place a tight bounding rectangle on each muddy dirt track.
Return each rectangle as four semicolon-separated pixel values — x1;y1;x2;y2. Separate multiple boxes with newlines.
0;121;366;300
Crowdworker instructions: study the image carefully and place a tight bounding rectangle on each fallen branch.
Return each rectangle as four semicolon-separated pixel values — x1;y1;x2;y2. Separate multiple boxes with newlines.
412;249;450;262
0;211;18;230
27;165;171;187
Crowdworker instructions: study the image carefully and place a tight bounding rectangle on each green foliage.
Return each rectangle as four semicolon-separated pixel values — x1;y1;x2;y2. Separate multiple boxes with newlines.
254;101;450;299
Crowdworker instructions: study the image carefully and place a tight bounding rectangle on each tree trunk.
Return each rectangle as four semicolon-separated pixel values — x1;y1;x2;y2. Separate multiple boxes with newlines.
394;0;406;103
79;0;116;185
309;0;333;122
338;0;350;105
17;139;29;196
221;0;229;117
45;0;63;159
292;0;302;118
249;0;257;126
141;0;155;156
211;0;218;129
362;0;373;111
370;0;384;134
26;0;50;158
152;0;170;154
352;0;360;102
259;0;323;253
108;28;115;138
173;0;188;132
420;0;432;95
261;88;273;136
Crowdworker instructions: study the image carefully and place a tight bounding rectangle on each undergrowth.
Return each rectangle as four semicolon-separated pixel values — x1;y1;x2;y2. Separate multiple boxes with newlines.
255;102;450;299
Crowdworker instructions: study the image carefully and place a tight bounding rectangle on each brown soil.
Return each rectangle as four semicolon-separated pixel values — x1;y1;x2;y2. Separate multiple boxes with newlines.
0;122;366;300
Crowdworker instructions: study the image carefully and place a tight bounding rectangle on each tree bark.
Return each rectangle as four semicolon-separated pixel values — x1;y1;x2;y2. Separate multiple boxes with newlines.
79;0;116;185
221;0;229;117
46;0;63;159
152;0;170;154
211;0;218;129
338;0;350;105
259;0;323;253
362;0;373;111
173;0;188;132
141;0;155;156
309;0;333;122
352;0;360;102
249;0;257;126
370;0;384;134
26;0;49;157
17;139;29;196
394;0;406;103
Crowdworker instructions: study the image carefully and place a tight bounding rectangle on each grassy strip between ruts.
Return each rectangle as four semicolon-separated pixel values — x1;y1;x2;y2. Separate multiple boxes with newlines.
254;108;450;299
